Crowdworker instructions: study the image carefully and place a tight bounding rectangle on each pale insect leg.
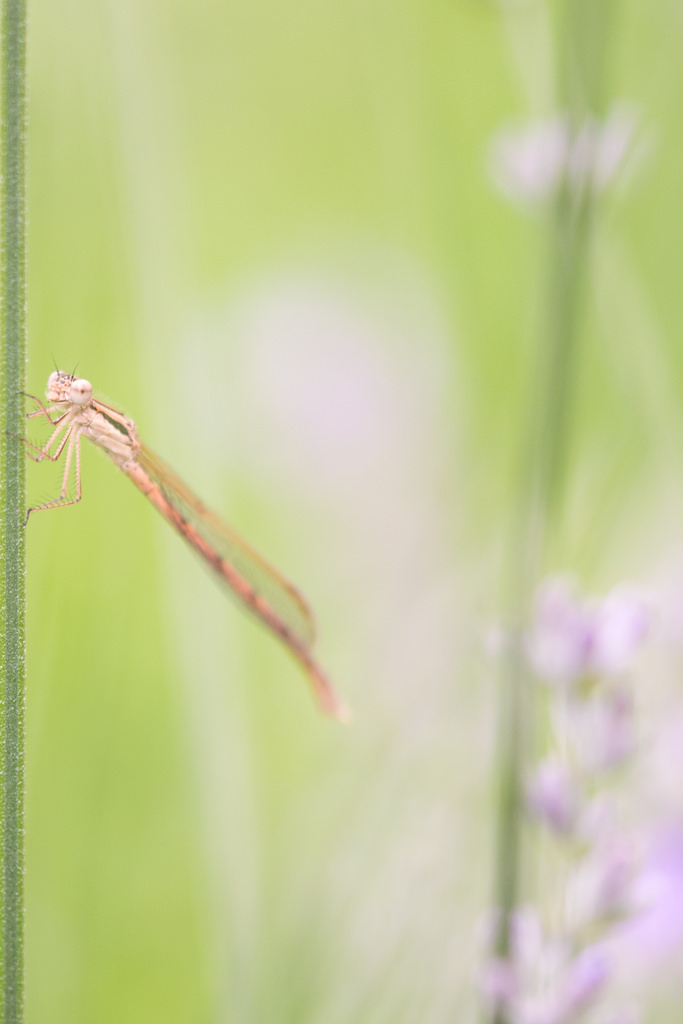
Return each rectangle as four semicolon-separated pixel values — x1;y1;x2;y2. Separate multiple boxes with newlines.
25;428;84;522
58;429;76;498
21;392;65;425
27;406;64;422
22;417;71;463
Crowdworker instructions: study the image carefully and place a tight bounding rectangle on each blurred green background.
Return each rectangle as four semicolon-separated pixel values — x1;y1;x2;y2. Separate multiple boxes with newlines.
23;1;683;1021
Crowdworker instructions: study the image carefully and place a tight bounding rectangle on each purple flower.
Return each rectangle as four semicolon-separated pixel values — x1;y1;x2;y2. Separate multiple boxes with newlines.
479;956;518;1007
595;841;640;919
527;578;648;689
526;757;580;836
559;947;610;1016
526;577;593;685
569;688;636;773
488;105;641;205
489;117;569;203
567;839;640;931
616;825;683;970
590;588;649;677
483;910;618;1024
510;905;548;966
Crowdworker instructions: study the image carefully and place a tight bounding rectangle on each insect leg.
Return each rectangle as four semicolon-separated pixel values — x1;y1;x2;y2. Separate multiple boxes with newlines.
25;430;84;523
22;417;71;463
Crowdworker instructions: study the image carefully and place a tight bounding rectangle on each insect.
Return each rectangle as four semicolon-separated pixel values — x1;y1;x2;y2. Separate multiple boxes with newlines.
24;370;348;721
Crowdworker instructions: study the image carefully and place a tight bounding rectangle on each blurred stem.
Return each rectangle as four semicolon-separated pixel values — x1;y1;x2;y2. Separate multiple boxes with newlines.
560;0;617;119
0;0;27;1020
489;2;616;1022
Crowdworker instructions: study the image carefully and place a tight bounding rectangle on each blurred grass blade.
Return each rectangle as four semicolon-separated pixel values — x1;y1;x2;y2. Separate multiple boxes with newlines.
0;0;27;1019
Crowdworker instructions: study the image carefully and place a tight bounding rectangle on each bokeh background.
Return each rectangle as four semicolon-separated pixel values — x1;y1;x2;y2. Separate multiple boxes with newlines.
22;1;683;1021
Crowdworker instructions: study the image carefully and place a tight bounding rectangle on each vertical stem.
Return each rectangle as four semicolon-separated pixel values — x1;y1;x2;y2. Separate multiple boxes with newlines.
491;156;594;990
0;0;27;1020
488;3;617;1021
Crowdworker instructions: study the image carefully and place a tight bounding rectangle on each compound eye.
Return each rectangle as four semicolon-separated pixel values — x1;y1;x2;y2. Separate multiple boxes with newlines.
69;378;93;405
47;370;60;389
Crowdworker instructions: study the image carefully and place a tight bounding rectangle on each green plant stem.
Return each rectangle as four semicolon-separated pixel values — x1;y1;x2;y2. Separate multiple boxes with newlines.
491;171;593;997
0;0;27;1020
489;3;616;1022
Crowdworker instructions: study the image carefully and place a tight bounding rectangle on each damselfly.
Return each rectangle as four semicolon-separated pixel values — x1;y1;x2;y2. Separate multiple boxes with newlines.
24;370;348;721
